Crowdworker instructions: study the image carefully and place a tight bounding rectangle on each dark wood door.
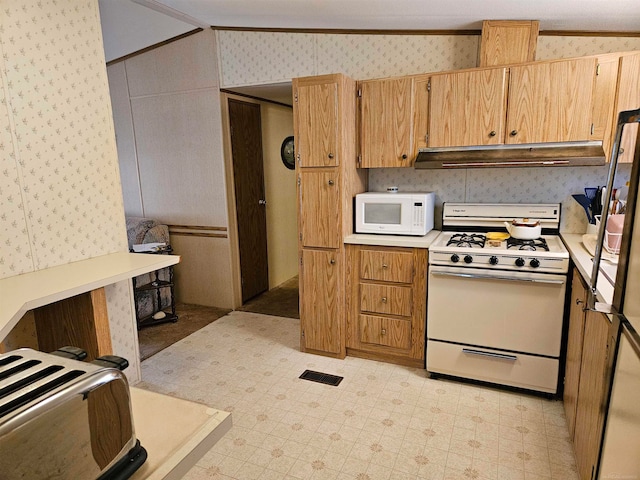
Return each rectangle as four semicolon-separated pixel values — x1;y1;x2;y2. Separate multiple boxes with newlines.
229;99;269;302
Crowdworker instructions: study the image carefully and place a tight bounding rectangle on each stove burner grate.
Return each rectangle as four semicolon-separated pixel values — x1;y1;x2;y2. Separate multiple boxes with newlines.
507;237;549;251
447;233;487;248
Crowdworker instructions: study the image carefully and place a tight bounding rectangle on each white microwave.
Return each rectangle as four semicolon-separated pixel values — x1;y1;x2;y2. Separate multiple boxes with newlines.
355;192;435;236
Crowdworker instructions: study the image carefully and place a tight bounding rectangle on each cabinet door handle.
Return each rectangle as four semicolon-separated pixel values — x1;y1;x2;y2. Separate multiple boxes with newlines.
381;297;387;303
510;130;518;136
328;179;335;186
489;130;496;137
381;329;387;335
401;154;408;160
328;153;334;159
329;259;336;265
620;147;625;154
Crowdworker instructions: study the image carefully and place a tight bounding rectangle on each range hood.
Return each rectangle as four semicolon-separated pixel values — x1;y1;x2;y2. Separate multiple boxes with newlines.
414;141;606;169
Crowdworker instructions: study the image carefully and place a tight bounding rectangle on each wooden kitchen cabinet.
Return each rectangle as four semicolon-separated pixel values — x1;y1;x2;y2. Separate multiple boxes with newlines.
345;245;427;367
428;67;508;148
610;51;640;163
590;53;621;162
300;249;342;355
293;73;366;358
359;76;415;168
563;270;588;438
506;57;597;144
563;268;617;480
295;80;339;167
299;170;341;249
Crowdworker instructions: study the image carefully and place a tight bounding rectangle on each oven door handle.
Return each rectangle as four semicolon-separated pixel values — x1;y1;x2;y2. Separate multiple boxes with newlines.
430;270;565;285
462;348;518;361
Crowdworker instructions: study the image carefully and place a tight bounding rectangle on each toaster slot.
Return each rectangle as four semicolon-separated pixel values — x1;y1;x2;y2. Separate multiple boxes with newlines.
0;366;85;419
0;360;41;381
0;355;23;367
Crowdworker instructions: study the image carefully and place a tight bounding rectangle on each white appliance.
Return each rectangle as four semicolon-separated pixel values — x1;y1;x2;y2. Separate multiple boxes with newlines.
354;192;434;236
426;203;569;394
588;108;640;479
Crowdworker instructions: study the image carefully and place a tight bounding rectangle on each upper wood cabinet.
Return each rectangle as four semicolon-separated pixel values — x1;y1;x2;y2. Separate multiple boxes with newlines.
506;57;597;144
359;77;414;168
590;54;622;162
295;80;339;167
428;68;508;148
478;20;539;67
612;51;640;163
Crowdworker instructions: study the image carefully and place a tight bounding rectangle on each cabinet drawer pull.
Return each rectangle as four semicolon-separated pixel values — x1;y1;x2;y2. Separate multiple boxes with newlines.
381;329;387;335
328;179;335;186
328;153;334;159
489;130;496;137
462;348;517;361
382;263;388;269
510;130;518;136
381;297;387;303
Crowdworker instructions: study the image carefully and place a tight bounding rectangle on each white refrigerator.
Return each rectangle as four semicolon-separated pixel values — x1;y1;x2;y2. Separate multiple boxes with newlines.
592;108;640;480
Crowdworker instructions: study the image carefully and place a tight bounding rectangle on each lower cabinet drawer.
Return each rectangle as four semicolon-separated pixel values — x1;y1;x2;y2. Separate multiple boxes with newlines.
360;283;412;317
359;315;411;349
426;340;559;394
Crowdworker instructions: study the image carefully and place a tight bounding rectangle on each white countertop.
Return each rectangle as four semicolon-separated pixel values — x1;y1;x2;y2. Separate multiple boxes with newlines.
344;230;441;248
130;387;232;480
0;252;180;341
561;233;617;306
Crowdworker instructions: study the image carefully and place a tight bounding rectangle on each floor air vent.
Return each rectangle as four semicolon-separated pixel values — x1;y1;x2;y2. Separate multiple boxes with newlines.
299;370;343;386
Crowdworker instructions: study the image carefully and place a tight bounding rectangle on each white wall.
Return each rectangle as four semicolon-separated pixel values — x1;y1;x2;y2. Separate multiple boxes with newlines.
0;0;141;382
107;29;235;308
98;0;195;63
260;103;296;288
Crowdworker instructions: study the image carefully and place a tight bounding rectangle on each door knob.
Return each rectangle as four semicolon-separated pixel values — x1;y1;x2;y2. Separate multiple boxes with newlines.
258;199;267;205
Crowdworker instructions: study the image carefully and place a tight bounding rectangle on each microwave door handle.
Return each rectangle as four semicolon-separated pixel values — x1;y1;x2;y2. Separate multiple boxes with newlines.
589;108;640;314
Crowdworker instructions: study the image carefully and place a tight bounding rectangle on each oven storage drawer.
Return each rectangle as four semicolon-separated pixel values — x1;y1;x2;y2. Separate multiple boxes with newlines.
359;315;412;349
427;340;559;393
360;250;414;283
360;283;413;317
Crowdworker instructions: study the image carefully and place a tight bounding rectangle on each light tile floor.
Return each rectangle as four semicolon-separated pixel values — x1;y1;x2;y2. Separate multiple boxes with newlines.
138;311;579;480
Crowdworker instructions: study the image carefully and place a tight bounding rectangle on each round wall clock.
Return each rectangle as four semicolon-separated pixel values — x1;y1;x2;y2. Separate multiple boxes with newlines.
280;136;295;170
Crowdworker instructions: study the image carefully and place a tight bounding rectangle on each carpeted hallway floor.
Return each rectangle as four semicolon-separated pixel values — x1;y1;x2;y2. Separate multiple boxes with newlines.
237;275;299;319
137;276;299;360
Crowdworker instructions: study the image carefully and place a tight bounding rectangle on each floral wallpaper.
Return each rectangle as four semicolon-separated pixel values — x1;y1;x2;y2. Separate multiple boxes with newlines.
537;36;640;60
0;1;139;382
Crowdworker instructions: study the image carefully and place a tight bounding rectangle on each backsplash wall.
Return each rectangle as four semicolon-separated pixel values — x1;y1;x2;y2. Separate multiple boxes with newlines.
369;164;632;233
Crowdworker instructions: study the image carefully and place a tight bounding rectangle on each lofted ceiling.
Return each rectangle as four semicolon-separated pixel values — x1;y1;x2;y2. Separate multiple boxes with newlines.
133;0;640;32
99;0;640;105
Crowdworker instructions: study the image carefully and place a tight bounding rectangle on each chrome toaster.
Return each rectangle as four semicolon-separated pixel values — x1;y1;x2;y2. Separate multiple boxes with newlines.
0;347;146;479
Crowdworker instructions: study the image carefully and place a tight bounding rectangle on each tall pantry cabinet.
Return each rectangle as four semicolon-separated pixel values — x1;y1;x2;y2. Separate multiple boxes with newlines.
293;74;367;357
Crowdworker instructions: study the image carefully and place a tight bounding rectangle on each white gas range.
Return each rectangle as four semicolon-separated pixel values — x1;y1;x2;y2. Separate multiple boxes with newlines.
426;203;569;395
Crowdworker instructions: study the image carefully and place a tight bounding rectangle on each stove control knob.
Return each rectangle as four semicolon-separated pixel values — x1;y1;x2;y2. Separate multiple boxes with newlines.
515;257;525;267
451;254;459;263
464;255;473;264
489;256;499;265
530;258;540;268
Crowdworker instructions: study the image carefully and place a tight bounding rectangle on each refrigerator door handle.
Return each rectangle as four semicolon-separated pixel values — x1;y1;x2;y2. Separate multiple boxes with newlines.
588;108;640;314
